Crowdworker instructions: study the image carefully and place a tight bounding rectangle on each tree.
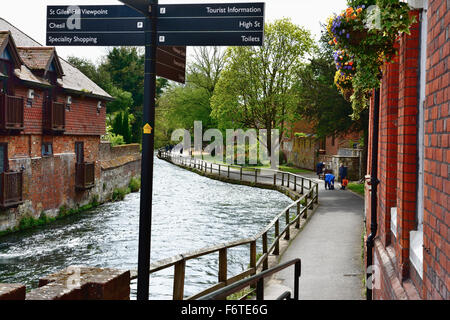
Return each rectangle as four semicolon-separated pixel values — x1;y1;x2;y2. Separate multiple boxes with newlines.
155;47;226;148
295;29;369;174
188;46;226;97
210;18;315;156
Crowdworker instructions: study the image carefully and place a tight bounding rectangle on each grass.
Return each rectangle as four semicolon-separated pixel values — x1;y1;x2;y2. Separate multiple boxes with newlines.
347;182;365;196
277;164;313;174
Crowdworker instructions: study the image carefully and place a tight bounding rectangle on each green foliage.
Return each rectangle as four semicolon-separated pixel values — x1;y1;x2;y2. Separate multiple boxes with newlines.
211;18;315;153
326;0;416;118
156;47;225;148
348;182;365;195
112;187;131;202
107;87;134;114
69;48;169;144
295;31;367;139
128;177;141;193
110;111;132;144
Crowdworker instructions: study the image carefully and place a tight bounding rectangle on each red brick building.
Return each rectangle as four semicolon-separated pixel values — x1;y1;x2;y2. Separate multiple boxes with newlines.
365;0;448;300
282;119;364;179
0;18;112;230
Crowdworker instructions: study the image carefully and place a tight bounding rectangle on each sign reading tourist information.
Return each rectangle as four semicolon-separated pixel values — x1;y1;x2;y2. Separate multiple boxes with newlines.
46;3;265;47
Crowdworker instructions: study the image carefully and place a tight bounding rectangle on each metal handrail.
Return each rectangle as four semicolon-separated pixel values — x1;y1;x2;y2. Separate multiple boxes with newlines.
198;259;301;300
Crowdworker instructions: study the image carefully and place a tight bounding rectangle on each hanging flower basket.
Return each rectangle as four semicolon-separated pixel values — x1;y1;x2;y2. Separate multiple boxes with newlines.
348;29;368;47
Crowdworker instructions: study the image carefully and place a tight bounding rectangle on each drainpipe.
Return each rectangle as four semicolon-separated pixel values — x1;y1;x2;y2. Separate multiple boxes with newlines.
366;88;380;300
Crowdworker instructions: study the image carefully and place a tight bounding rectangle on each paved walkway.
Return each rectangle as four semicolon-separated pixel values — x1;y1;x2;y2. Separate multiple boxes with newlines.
265;172;365;300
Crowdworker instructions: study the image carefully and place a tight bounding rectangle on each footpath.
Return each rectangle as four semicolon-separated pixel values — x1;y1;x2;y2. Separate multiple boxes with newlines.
264;172;365;300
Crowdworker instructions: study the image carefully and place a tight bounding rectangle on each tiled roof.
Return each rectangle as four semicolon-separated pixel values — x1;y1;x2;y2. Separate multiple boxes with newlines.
0;31;8;47
17;47;55;71
0;18;111;100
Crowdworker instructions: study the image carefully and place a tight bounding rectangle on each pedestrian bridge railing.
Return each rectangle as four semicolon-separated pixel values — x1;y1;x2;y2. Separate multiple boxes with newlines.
129;151;319;300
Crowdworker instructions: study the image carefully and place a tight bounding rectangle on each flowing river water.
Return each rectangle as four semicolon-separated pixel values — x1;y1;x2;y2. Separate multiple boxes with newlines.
0;157;292;299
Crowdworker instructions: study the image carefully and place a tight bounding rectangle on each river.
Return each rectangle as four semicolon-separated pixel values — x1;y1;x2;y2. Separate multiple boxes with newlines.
0;157;292;299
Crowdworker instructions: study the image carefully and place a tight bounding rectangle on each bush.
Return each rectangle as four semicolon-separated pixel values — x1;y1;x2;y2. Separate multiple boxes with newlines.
112;187;131;202
128;177;141;193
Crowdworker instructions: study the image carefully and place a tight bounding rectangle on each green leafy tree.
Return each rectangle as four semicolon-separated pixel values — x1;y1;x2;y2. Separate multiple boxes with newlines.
296;30;369;172
210;18;314;155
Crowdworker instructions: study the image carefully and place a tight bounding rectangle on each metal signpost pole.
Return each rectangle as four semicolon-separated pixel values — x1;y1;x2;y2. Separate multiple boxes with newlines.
136;0;158;301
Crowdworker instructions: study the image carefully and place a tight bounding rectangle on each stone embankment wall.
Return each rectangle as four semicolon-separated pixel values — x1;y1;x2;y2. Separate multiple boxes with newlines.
0;142;141;233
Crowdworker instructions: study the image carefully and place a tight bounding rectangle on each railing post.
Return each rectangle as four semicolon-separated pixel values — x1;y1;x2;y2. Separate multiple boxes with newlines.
250;240;257;289
294;176;297;191
315;183;319;204
218;248;227;284
240;167;243;181
273;173;276;186
287;174;290;188
284;209;290;240
301;178;304;194
304;199;308;219
256;278;264;300
250;241;257;272
210;163;213;173
254;170;257;184
296;202;301;229
274;219;280;255
218;164;221;176
281;173;284;186
262;232;268;271
173;259;186;300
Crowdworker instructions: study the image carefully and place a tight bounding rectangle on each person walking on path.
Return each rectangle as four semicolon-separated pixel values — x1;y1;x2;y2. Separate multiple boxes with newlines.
339;163;348;182
316;162;325;179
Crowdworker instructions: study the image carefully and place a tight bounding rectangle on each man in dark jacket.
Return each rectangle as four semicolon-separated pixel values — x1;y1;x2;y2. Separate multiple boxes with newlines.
339;164;348;182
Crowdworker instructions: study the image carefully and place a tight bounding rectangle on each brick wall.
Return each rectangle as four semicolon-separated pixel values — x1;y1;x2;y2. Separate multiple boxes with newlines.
325;131;362;156
367;3;449;300
422;0;449;300
14;85;106;136
378;53;399;248
395;10;420;282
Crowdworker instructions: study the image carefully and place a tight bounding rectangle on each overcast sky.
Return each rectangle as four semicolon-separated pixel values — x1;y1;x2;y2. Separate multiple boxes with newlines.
1;0;347;64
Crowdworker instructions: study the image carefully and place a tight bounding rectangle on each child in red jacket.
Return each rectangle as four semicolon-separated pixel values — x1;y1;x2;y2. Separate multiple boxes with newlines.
341;178;349;190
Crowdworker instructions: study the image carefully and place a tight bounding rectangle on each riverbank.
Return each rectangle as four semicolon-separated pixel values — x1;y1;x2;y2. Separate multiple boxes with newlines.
0;177;141;237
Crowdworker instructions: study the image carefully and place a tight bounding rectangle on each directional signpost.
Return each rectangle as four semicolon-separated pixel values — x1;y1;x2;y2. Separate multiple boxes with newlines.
46;0;265;300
